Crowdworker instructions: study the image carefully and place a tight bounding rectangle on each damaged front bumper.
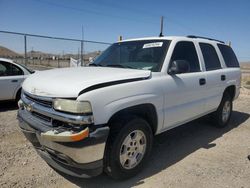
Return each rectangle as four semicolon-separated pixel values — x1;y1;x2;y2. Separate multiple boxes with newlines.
18;107;109;178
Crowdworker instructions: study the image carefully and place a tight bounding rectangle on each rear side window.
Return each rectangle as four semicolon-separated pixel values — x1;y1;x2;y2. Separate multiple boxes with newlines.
217;44;239;67
170;41;200;72
199;43;221;71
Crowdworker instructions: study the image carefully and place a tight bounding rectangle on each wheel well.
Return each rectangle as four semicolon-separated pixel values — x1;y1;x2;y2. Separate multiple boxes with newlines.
108;104;158;134
15;88;22;100
224;85;236;100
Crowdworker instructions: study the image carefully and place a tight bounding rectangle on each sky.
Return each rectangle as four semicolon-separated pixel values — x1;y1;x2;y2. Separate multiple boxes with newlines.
0;0;250;61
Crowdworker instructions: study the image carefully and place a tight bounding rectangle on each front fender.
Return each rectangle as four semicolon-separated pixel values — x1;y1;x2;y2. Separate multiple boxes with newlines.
104;94;163;128
79;92;164;133
77;76;165;133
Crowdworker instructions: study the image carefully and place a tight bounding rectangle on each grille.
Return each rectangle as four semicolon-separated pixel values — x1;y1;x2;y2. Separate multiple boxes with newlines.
24;93;52;108
32;111;52;123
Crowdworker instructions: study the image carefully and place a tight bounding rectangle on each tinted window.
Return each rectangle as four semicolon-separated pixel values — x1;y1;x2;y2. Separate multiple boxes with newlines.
200;43;221;71
217;44;239;67
170;41;200;73
0;61;23;76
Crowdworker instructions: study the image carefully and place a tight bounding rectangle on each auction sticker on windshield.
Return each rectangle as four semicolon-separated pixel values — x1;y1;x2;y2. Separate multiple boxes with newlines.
143;42;163;48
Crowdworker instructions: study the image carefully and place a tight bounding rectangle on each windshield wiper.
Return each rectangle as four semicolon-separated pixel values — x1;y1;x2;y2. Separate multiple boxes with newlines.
106;64;133;69
89;63;102;67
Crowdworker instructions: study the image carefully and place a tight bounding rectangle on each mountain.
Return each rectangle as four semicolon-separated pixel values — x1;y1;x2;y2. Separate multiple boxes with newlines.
0;46;101;60
0;46;20;57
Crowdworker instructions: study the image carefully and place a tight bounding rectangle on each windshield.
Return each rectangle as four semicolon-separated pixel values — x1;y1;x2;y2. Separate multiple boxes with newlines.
91;40;170;72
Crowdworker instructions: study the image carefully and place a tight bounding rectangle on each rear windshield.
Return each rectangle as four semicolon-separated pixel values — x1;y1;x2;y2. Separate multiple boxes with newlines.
91;40;171;72
217;44;239;67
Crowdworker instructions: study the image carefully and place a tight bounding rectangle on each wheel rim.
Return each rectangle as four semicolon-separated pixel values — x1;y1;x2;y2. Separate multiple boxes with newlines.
222;101;231;123
119;130;147;170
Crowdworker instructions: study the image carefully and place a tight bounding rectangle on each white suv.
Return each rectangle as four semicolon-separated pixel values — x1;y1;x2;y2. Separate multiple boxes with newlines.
17;36;241;179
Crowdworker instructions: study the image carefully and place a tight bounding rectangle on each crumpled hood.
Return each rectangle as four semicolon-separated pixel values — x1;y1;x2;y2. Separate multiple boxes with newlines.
22;67;151;98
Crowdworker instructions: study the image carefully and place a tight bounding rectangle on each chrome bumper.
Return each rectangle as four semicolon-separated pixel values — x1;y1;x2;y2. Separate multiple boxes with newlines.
18;108;109;177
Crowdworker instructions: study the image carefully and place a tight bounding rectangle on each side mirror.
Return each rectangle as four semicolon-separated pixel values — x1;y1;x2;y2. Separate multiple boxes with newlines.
168;60;190;74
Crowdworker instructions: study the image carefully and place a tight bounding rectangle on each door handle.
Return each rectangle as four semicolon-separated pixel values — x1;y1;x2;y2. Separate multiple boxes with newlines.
221;75;226;81
199;78;206;85
11;80;18;83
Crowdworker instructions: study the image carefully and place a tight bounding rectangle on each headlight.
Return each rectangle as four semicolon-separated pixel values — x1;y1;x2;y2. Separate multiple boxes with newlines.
53;99;92;114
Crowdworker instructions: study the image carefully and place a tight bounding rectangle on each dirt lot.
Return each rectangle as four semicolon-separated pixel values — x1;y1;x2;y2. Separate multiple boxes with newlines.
0;89;250;188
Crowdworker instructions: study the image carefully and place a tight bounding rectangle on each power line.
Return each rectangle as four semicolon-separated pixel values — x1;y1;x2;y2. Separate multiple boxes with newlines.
33;0;158;25
79;0;204;34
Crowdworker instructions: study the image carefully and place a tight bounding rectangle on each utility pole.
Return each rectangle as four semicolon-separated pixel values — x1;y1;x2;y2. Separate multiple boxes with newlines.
159;16;164;37
80;25;84;66
24;35;27;65
32;47;34;65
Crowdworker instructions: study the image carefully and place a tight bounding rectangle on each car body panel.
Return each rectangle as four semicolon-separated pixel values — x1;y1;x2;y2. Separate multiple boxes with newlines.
0;58;30;101
22;67;151;98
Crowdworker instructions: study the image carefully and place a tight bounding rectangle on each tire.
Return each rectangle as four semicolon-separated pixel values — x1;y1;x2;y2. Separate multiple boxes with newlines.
15;89;21;104
211;92;232;128
104;116;153;180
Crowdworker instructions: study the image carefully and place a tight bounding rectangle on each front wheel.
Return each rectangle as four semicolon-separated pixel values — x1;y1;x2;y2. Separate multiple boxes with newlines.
104;116;153;179
211;93;232;128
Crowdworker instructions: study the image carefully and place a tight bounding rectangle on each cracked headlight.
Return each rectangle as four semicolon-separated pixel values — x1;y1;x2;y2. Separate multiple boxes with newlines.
53;99;92;114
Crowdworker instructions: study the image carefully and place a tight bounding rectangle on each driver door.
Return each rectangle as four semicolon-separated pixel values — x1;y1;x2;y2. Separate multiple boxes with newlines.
163;41;207;129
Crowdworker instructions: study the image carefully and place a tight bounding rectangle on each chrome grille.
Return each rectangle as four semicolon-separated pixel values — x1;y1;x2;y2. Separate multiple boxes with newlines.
32;111;52;123
24;93;52;108
21;92;93;126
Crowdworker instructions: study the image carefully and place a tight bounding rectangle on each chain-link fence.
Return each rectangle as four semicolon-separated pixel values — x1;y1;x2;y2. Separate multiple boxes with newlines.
0;30;111;70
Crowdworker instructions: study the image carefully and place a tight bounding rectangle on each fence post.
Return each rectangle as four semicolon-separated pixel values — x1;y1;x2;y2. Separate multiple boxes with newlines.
24;35;27;65
80;40;84;66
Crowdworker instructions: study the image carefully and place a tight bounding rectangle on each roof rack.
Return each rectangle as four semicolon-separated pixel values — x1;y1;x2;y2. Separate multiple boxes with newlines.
187;35;225;44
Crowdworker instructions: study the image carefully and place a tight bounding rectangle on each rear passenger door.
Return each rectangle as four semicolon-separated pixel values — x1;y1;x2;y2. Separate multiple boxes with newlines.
199;43;225;112
0;61;24;100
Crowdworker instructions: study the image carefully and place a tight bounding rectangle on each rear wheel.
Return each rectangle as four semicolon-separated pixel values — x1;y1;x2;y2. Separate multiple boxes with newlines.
211;93;232;128
104;116;153;179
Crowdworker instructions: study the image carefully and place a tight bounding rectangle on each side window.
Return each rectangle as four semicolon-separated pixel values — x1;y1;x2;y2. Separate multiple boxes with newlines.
0;62;7;76
199;43;221;71
170;41;200;73
217;44;239;67
11;64;23;75
0;61;23;76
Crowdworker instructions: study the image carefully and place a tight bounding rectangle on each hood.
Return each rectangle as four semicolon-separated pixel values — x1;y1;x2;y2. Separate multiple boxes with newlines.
22;67;151;98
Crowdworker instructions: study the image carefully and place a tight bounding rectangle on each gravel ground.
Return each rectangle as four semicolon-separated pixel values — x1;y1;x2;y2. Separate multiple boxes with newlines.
0;90;250;188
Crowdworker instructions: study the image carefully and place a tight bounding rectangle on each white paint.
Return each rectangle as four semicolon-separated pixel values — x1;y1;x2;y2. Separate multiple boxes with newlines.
0;58;31;101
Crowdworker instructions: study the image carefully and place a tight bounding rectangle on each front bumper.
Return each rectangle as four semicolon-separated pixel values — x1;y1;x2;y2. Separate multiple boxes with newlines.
18;109;109;178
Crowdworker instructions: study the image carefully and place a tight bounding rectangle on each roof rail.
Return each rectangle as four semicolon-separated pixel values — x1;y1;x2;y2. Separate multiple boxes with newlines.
187;35;225;44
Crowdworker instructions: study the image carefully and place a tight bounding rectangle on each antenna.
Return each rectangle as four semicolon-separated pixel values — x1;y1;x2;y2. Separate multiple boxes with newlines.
118;35;122;42
159;16;164;37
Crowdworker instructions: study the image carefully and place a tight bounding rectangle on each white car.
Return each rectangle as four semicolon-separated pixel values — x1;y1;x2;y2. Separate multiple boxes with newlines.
18;36;241;179
0;58;33;102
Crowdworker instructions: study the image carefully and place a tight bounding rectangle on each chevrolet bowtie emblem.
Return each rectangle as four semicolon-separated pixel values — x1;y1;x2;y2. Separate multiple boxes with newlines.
31;87;37;94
